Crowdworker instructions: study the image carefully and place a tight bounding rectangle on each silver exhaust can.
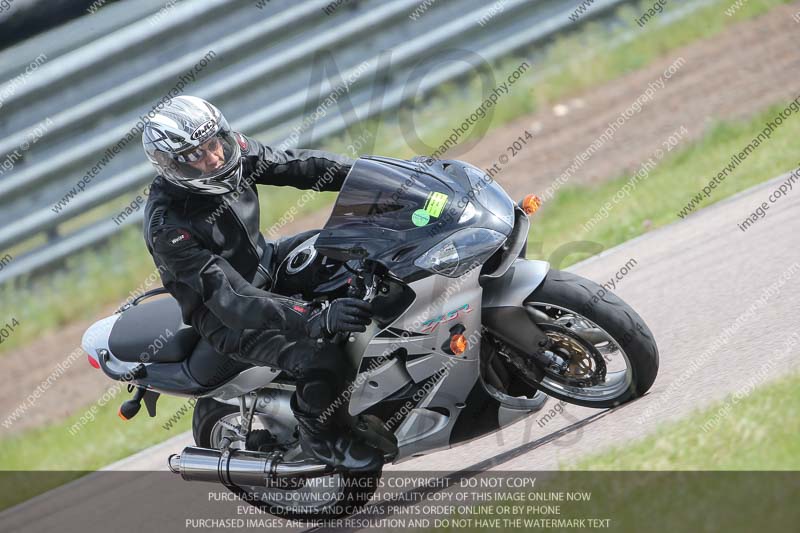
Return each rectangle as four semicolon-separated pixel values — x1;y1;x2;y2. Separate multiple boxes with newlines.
169;446;330;487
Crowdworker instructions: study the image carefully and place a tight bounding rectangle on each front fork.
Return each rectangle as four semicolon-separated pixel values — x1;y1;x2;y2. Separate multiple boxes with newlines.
481;258;557;375
482;305;563;374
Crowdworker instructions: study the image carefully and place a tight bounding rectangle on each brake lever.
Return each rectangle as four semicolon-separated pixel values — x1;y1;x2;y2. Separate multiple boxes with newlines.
333;273;377;344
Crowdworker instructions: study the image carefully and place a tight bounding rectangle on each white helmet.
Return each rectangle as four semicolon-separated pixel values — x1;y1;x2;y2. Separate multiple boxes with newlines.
142;96;242;194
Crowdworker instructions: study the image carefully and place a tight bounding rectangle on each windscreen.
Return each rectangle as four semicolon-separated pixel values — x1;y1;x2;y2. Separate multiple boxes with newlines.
323;157;458;231
314;156;514;279
314;157;466;273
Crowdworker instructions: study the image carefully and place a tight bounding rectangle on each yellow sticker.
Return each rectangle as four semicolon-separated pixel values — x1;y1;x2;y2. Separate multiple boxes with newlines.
424;192;448;218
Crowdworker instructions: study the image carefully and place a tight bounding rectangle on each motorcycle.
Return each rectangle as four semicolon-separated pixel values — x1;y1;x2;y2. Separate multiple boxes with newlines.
82;155;658;519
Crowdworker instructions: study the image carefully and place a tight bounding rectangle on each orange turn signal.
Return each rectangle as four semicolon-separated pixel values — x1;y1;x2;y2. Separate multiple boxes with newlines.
450;334;468;355
521;194;542;216
118;410;129;421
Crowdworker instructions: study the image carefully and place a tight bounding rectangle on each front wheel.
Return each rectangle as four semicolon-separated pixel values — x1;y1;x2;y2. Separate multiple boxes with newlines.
515;269;659;408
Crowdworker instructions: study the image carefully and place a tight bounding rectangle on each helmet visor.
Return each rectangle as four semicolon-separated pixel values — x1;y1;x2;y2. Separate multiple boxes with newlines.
166;129;240;186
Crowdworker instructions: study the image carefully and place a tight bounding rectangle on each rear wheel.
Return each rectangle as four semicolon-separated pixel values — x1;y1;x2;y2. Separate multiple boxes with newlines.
508;269;658;408
192;397;380;520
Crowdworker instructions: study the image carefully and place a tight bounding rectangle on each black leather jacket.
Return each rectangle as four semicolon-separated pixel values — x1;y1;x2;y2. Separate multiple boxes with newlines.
143;132;354;338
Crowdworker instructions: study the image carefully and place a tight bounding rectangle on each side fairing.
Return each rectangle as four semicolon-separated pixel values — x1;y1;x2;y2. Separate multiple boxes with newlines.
347;268;484;460
348;259;553;461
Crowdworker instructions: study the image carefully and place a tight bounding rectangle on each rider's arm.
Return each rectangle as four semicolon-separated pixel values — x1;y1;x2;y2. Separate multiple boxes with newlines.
149;224;311;332
237;133;354;192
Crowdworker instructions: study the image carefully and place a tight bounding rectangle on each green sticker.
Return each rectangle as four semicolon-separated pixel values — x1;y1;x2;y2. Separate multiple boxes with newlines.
412;209;431;227
424;191;449;218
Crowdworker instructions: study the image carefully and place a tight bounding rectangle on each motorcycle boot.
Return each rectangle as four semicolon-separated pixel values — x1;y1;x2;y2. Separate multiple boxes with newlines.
291;379;383;473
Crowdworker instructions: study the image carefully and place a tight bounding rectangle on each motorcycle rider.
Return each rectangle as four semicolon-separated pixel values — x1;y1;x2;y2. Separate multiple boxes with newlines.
141;95;382;472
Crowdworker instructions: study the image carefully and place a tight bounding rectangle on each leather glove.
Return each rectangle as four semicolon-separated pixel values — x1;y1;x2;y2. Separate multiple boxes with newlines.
309;298;373;338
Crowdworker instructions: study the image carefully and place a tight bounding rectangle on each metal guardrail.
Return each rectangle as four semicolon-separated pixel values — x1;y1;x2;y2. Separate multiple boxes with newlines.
0;0;167;82
0;0;633;285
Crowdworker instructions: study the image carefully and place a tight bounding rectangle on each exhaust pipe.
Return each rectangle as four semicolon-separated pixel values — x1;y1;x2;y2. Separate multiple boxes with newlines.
168;446;331;487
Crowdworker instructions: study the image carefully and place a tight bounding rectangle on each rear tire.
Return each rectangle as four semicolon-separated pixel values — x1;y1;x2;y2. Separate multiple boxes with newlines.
192;397;380;520
525;269;659;408
192;396;237;447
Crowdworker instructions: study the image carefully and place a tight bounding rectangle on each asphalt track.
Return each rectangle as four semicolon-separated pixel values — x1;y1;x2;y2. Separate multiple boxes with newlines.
2;172;798;532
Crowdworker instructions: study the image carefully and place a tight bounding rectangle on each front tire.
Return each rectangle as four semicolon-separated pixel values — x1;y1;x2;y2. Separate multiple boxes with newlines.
522;269;659;408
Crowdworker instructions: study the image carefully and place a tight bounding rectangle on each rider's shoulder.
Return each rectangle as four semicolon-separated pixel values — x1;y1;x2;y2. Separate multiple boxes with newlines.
145;209;197;254
234;131;262;158
144;195;189;240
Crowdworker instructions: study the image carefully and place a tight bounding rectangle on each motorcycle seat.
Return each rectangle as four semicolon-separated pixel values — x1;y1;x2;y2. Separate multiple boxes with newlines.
108;297;200;364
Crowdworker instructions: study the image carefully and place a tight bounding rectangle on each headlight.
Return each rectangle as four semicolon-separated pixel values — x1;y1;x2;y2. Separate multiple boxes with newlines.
414;228;506;277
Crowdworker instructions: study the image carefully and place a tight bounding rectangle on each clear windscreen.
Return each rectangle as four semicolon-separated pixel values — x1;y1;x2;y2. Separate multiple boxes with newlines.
315;157;513;278
322;157;461;232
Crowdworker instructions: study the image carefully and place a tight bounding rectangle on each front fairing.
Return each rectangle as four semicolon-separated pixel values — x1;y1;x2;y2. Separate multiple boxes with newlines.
314;156;514;280
461;163;517;230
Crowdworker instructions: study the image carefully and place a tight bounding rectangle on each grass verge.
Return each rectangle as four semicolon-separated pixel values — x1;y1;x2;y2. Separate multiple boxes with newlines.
526;100;800;263
573;372;800;470
0;394;193;510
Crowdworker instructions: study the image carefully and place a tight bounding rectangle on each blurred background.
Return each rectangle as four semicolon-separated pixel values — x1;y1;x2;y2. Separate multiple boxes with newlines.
0;0;798;507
